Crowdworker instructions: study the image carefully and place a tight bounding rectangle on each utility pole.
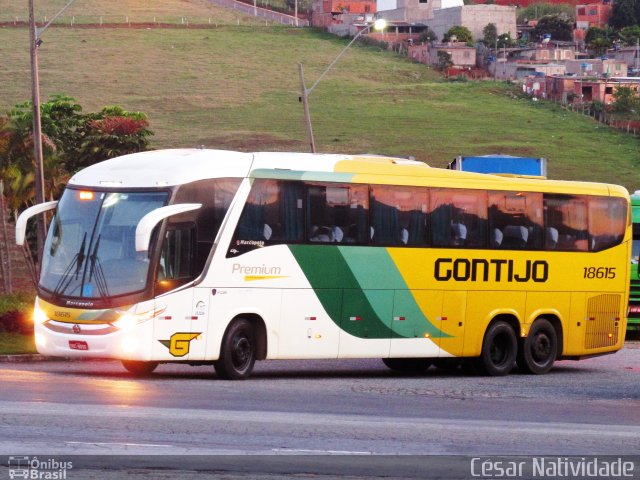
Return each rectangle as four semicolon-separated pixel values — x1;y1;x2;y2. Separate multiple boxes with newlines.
28;0;47;271
27;0;77;272
298;63;316;153
298;19;386;153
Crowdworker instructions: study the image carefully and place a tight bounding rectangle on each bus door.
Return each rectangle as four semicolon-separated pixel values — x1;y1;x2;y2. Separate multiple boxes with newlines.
152;226;207;361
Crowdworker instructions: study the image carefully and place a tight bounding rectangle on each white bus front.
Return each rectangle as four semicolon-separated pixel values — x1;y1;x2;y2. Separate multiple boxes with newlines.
17;149;250;373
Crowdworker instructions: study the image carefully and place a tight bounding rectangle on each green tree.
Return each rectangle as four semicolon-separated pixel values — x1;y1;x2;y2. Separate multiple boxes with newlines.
443;26;473;46
0;96;153;207
612;86;640;116
609;0;640;29
497;32;515;48
585;27;615;54
483;23;497;47
418;27;437;43
619;25;640;46
532;15;574;42
66;106;152;174
517;3;574;23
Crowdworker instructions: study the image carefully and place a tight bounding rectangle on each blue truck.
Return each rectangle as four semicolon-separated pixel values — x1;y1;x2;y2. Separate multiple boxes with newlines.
447;154;547;178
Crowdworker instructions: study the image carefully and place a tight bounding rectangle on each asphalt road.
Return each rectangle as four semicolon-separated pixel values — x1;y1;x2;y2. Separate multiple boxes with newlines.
0;343;639;478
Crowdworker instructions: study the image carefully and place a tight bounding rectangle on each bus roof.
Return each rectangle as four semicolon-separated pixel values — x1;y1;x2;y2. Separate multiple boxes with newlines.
67;148;628;198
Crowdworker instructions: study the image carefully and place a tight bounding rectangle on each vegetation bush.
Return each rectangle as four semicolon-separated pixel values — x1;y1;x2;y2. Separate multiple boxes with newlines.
0;293;33;335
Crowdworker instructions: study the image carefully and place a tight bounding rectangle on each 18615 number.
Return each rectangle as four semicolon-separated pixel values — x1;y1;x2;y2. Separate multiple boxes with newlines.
583;267;616;279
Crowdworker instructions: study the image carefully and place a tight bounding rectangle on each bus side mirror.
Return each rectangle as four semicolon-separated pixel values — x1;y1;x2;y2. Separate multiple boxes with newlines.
135;203;202;252
15;201;58;246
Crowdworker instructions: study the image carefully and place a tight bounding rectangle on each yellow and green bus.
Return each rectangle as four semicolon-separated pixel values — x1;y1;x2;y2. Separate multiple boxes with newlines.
16;149;631;378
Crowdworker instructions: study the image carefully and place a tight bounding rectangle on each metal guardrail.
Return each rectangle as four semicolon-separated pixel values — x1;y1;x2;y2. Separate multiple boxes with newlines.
0;3;308;27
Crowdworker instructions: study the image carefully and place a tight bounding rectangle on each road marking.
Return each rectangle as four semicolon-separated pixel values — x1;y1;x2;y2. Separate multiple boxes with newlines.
66;441;173;448
273;448;372;455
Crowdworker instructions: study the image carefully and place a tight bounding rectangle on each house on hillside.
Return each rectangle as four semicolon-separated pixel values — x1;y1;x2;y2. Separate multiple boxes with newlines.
565;58;627;77
429;5;516;44
574;0;612;42
524;75;640;104
408;41;476;68
351;20;428;42
382;0;516;44
381;0;462;23
609;45;640;75
311;0;376;28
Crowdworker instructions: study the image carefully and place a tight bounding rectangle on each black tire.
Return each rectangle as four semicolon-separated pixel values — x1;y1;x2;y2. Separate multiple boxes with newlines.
476;320;517;376
214;318;256;380
382;358;431;373
517;318;558;374
121;360;158;376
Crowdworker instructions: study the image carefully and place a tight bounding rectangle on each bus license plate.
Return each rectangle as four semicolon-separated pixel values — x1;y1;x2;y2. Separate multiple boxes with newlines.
69;340;89;351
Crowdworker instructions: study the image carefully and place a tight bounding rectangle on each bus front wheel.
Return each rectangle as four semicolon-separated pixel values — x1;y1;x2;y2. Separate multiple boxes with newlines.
214;318;256;380
476;320;517;376
121;360;158;376
517;318;558;375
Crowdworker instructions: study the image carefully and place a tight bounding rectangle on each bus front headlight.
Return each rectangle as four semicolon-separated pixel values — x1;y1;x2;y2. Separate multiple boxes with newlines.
111;314;140;330
33;307;48;325
111;307;164;330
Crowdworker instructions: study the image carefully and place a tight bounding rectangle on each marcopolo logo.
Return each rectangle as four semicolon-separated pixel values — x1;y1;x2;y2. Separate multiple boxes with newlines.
434;258;549;283
8;456;73;479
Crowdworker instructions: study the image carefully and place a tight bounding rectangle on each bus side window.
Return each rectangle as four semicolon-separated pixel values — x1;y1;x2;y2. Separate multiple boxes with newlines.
370;185;428;246
230;179;304;255
488;191;543;250
543;194;588;251
156;225;196;293
588;197;627;251
307;183;368;244
431;189;487;248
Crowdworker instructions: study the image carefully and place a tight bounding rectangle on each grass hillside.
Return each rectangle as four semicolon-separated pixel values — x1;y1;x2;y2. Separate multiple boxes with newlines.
1;0;639;189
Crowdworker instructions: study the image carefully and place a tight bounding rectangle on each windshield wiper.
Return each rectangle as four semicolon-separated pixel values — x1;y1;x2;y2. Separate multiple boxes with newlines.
52;232;87;297
88;235;111;305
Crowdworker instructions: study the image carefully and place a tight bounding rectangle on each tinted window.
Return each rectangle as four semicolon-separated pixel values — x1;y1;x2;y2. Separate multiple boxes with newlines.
544;195;589;251
488;191;543;250
589;197;627;251
307;183;368;244
370;185;428;246
431;189;487;248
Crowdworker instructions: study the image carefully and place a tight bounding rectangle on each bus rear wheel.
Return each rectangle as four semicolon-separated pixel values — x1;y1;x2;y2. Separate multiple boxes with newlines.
214;318;256;380
517;318;558;375
476;320;517;376
121;360;158;376
382;358;431;373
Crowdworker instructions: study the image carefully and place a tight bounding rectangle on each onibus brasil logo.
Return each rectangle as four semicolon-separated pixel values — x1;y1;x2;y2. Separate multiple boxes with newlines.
8;456;72;479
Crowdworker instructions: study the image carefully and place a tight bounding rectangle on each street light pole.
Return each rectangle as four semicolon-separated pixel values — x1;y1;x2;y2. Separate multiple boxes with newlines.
28;0;46;270
27;0;77;271
299;19;386;153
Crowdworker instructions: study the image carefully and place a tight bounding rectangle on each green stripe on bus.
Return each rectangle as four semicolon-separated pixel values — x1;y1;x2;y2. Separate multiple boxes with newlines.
288;245;447;339
250;169;354;183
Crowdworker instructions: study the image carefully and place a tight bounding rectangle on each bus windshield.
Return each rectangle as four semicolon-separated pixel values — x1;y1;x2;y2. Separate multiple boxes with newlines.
40;189;169;301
